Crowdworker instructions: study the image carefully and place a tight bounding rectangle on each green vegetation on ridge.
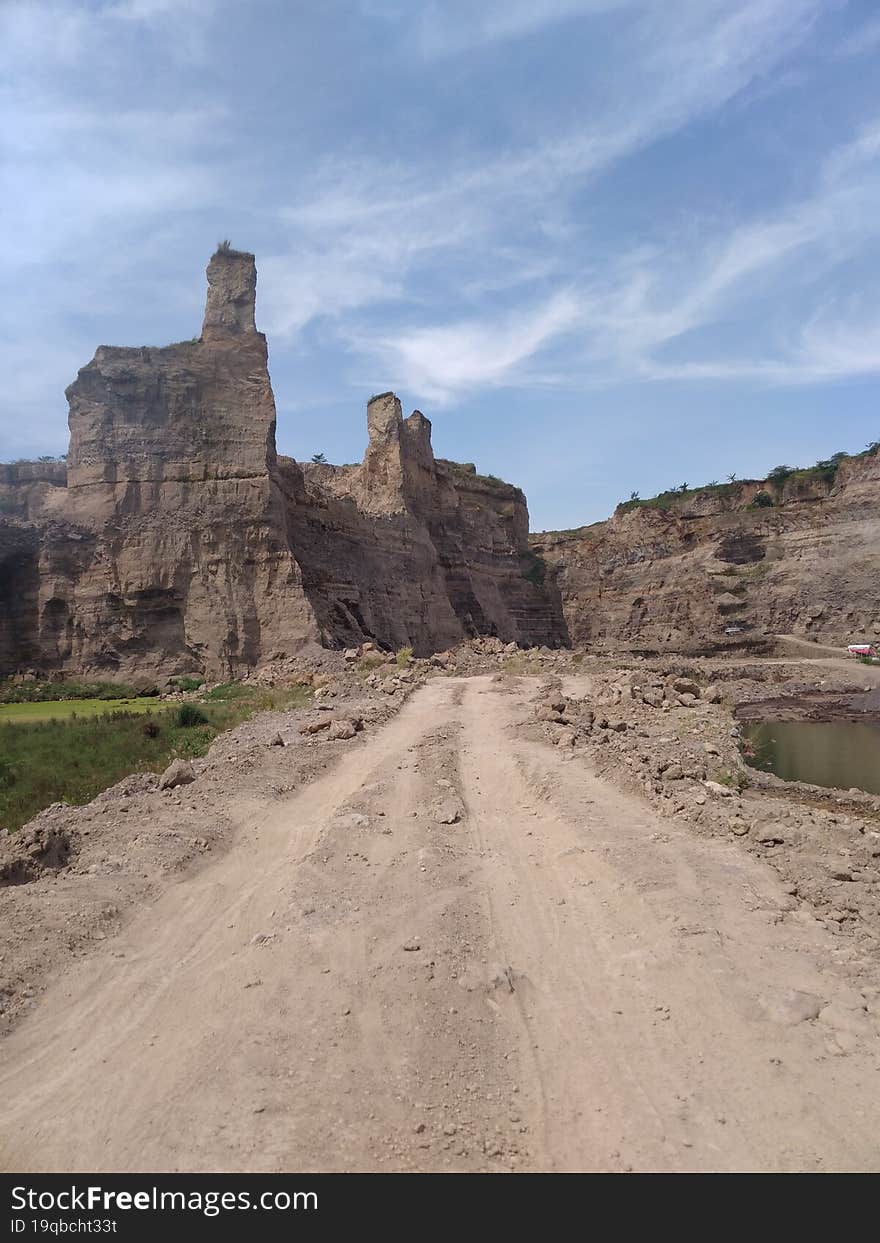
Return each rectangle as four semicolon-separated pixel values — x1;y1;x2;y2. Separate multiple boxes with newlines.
618;439;879;514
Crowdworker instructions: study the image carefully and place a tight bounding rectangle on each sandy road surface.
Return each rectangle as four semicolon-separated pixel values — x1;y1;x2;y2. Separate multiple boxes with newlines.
1;676;879;1172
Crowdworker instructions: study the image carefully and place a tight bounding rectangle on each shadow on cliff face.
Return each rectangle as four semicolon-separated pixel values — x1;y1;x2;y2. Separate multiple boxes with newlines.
715;532;766;564
0;532;40;676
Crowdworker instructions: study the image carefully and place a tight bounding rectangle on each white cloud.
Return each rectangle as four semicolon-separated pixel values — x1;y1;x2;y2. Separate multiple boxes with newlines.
411;0;637;57
3;0;877;459
356;292;582;403
262;0;826;375
107;0;217;19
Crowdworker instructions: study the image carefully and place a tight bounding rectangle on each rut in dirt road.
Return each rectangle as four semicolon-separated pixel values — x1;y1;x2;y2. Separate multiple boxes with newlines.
1;676;879;1173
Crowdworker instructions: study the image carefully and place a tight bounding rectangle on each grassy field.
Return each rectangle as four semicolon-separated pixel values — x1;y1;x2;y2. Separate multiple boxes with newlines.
0;697;163;723
0;684;310;832
0;678;147;704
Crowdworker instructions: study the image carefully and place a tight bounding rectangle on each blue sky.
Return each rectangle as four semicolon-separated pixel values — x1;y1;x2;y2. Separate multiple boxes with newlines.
1;0;879;528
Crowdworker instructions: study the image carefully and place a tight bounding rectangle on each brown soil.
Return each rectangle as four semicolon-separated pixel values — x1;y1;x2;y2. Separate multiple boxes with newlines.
2;663;880;1172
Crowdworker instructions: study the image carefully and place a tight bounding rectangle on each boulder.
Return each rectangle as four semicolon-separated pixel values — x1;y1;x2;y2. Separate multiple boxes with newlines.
328;718;357;740
754;824;785;845
160;759;196;790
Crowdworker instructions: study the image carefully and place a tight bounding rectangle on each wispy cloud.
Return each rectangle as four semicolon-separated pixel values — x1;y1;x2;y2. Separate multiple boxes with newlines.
261;0;826;405
2;0;878;491
590;120;880;384
355;292;581;403
409;0;637;58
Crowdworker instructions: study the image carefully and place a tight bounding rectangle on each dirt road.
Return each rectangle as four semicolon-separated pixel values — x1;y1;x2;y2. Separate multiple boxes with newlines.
2;675;879;1172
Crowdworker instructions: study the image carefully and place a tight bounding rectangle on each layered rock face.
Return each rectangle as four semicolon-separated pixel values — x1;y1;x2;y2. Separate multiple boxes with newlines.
0;249;566;678
533;454;880;653
289;393;565;653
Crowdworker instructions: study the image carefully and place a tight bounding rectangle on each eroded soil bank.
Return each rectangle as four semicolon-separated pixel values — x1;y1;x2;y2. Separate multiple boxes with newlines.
736;687;880;724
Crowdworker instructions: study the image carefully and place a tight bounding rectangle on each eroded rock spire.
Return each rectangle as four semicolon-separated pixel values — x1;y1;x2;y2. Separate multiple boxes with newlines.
202;243;257;339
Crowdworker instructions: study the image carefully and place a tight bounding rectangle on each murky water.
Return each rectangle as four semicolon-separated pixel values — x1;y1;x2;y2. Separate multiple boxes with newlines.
741;719;880;795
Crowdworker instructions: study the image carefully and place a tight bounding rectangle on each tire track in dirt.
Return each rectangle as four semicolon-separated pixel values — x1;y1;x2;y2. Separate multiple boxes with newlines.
1;675;879;1172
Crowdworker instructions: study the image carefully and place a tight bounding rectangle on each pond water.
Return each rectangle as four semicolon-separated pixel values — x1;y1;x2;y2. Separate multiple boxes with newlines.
741;719;880;795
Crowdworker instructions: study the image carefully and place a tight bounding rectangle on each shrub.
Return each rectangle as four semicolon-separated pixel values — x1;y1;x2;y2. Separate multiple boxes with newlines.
751;490;774;508
202;682;247;701
175;704;209;728
522;554;547;587
142;719;161;738
813;458;841;483
171;676;204;693
0;678;141;704
396;646;413;667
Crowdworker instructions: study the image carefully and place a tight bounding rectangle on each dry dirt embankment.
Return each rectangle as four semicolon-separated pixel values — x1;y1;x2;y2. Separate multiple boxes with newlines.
1;672;880;1172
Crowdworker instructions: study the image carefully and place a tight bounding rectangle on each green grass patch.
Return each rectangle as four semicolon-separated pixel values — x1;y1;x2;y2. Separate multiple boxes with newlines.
0;678;146;704
0;683;311;831
170;676;204;693
0;697;162;723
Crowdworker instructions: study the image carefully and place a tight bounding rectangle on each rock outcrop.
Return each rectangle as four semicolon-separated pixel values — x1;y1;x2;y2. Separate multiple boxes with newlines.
0;247;567;678
532;454;880;653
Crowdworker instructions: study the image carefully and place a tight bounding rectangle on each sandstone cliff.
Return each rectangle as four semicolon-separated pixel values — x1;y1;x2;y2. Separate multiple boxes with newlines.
0;248;566;678
532;452;880;653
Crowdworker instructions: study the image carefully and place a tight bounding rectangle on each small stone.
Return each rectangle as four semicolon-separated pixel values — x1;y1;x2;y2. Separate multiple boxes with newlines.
755;824;785;845
703;780;733;798
818;1003;873;1037
403;939;421;952
762;989;824;1026
435;798;463;825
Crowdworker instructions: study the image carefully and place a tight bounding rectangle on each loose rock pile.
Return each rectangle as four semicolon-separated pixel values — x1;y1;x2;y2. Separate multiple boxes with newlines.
529;662;880;953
